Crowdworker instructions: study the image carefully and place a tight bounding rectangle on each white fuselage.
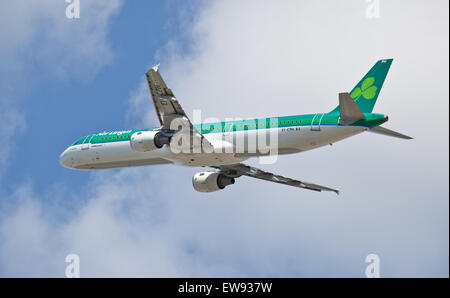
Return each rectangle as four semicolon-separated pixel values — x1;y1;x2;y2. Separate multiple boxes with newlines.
59;125;367;170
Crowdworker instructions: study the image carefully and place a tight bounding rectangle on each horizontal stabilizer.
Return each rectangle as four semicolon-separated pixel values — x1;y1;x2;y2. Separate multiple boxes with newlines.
339;92;366;124
370;126;413;139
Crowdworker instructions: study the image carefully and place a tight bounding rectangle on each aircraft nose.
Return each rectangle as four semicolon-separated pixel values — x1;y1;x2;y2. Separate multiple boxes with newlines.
59;149;72;168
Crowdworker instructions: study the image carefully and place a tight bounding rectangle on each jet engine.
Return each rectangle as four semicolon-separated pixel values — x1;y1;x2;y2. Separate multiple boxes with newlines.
130;131;170;152
192;171;235;192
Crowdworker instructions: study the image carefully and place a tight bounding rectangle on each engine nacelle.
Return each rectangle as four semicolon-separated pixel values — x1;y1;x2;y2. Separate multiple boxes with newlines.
130;131;170;152
192;171;235;192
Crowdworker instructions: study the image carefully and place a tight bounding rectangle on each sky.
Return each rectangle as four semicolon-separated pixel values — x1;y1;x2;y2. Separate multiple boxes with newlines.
0;0;448;277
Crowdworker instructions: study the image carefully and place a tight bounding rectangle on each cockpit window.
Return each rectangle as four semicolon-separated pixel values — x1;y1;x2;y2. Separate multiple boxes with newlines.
71;135;89;146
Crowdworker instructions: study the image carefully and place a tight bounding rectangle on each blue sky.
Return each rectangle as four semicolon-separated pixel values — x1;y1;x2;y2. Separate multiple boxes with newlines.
0;0;448;277
1;1;184;193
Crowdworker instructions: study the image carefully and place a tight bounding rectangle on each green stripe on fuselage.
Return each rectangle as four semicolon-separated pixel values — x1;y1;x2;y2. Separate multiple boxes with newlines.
71;113;387;146
195;113;386;134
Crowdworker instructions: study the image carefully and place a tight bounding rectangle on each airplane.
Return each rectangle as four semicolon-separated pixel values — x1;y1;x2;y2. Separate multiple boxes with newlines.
59;59;412;194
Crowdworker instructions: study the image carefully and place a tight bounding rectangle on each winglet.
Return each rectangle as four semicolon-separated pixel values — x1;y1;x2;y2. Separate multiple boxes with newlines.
324;186;340;195
151;64;160;72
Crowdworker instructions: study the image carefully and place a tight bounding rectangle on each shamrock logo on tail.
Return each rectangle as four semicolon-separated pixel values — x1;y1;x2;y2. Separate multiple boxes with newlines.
351;77;377;101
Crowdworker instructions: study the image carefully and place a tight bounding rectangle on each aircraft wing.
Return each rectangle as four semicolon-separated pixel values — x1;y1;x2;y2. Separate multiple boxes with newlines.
214;163;340;195
145;65;212;150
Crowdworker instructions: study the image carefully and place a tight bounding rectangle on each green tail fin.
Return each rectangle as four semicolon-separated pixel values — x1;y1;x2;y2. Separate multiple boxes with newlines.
330;59;393;114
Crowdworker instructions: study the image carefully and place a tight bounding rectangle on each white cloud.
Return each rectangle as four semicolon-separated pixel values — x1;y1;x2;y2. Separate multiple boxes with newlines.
0;0;448;277
0;0;122;172
0;0;122;80
0;104;25;172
